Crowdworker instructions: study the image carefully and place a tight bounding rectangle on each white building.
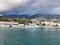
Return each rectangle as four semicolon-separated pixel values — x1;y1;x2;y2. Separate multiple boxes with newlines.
57;23;60;27
0;22;19;27
19;24;24;27
41;21;58;26
41;21;50;26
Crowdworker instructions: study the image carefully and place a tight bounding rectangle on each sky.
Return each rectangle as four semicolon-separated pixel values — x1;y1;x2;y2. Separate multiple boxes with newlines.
0;0;60;15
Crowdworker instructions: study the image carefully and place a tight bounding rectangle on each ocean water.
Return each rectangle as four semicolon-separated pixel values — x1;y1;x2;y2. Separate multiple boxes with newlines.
0;28;60;45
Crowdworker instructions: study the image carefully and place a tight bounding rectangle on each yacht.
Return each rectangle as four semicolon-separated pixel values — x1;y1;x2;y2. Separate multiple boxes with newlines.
20;23;40;28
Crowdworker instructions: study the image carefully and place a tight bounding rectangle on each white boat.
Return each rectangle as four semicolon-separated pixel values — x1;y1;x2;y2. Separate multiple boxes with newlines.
20;23;40;28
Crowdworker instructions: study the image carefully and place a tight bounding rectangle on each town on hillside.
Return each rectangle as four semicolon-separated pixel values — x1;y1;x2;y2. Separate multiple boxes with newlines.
0;14;60;28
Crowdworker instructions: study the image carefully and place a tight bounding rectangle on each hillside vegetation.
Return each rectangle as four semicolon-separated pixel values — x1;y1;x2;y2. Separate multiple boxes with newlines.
0;16;32;24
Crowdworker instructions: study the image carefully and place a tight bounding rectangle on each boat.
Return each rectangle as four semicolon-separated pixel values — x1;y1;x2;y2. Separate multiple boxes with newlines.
19;23;41;28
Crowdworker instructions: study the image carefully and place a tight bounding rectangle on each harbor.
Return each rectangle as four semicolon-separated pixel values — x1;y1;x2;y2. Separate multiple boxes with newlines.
0;21;60;28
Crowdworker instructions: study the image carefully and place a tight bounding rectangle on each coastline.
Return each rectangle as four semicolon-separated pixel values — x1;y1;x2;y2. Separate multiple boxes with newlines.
0;21;59;29
0;25;59;29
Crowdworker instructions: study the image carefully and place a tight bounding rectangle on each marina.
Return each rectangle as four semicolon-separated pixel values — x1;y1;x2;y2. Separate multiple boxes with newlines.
0;21;60;28
0;0;60;45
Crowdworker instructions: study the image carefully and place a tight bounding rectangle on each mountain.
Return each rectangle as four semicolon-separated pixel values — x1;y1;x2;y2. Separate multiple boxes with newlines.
2;14;60;19
3;14;29;19
30;14;60;19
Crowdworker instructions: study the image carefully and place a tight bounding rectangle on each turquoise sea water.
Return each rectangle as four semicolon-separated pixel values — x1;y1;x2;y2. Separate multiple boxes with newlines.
0;28;60;45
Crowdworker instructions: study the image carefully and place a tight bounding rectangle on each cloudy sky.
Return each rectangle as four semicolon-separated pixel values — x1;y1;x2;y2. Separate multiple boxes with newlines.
0;0;60;15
